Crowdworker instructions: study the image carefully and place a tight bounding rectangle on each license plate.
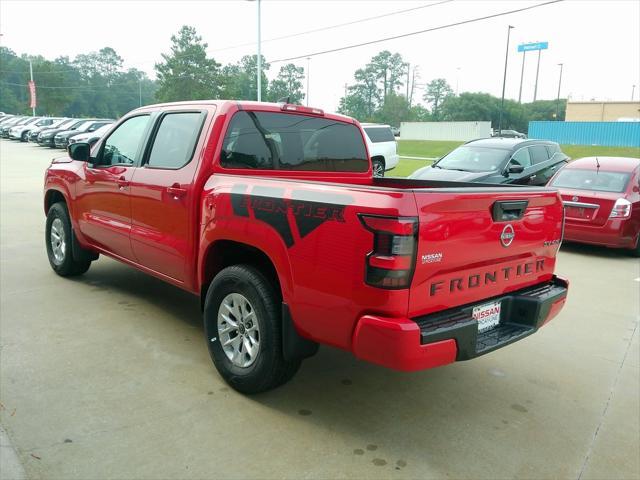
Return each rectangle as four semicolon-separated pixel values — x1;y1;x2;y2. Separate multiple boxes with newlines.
566;206;593;220
473;301;501;333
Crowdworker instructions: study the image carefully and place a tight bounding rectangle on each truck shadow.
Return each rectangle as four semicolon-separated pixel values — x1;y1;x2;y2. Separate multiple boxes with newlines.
68;258;536;474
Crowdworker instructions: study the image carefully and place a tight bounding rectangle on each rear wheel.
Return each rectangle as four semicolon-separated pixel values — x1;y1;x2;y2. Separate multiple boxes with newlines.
20;131;28;142
203;265;301;394
45;202;92;276
372;158;385;178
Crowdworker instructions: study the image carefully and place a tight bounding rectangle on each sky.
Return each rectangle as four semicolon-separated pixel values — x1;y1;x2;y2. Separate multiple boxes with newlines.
1;0;639;112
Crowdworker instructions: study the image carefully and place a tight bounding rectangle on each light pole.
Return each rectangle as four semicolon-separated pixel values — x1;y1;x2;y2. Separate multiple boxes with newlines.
518;50;526;103
306;57;311;106
257;0;262;102
533;48;542;101
456;67;461;96
498;25;514;135
138;78;142;107
556;63;564;121
632;84;636;101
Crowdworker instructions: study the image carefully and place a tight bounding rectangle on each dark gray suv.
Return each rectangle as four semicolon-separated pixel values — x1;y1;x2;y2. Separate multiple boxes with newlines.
408;138;569;186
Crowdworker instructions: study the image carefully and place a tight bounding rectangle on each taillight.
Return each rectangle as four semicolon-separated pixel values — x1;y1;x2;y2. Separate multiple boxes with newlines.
609;198;632;219
359;215;418;289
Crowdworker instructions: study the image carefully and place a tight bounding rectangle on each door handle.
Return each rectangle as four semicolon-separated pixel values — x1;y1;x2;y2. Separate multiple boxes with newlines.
167;184;187;199
116;177;130;189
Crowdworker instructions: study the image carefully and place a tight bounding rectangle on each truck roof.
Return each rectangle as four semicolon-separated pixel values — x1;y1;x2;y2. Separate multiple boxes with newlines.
132;100;357;124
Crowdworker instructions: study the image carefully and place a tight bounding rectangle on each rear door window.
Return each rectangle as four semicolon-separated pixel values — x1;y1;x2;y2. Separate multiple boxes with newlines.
146;112;205;169
221;111;368;172
530;145;550;164
364;127;395;143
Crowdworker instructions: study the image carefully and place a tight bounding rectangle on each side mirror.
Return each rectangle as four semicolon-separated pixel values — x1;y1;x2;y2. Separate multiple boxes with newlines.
508;164;525;174
68;142;91;162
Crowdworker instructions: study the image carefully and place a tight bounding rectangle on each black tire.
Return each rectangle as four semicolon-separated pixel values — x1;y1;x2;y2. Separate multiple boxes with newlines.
631;235;640;257
372;158;385;178
20;131;28;142
45;202;92;276
203;265;301;394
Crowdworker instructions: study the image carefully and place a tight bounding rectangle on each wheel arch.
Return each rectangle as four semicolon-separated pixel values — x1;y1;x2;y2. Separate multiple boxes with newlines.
44;188;67;214
199;240;282;310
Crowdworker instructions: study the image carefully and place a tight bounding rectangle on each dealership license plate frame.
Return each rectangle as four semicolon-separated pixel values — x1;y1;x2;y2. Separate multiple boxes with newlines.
473;300;502;333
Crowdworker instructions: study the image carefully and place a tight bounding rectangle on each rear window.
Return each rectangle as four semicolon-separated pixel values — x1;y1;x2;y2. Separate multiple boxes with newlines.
550;169;630;193
529;145;550;164
364;127;395;143
221;111;368;172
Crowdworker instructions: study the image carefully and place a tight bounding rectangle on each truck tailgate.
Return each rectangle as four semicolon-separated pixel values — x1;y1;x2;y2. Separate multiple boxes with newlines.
409;187;564;318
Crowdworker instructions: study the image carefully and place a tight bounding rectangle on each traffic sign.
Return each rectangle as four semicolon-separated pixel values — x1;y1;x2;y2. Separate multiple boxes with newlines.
518;42;548;52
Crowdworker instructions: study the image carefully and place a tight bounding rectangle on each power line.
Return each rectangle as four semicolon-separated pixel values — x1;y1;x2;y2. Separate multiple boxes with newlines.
0;0;453;75
270;0;564;63
208;0;453;53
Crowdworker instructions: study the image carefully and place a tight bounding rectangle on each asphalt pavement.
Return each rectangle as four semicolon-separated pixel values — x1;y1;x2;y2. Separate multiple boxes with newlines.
0;139;638;479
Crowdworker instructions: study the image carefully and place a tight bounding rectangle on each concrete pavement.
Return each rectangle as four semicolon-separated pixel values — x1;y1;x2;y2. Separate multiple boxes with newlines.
0;139;638;479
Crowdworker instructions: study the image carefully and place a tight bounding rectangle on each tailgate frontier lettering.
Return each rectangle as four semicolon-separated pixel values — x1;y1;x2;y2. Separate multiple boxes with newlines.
429;259;545;296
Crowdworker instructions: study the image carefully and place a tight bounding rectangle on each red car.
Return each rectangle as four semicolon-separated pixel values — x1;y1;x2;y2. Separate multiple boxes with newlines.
549;156;640;255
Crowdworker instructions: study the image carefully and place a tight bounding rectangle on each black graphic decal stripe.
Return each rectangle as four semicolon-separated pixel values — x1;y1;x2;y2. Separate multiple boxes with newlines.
251;187;294;247
230;184;249;217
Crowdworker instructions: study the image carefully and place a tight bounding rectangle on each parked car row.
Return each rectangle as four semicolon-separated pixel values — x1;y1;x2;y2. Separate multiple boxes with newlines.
0;114;114;148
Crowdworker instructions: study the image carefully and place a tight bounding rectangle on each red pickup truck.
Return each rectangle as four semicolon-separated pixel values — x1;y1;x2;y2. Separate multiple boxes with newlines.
44;100;568;393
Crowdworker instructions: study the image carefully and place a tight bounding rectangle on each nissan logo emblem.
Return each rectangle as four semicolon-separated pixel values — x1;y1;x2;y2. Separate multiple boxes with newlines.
500;224;515;247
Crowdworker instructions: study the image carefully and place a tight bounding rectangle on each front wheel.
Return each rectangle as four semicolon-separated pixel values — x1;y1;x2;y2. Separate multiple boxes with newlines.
203;265;301;394
631;234;640;257
45;202;92;276
21;132;28;142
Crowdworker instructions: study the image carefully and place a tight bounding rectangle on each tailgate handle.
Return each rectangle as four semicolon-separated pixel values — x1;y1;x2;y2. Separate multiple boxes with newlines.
492;200;529;221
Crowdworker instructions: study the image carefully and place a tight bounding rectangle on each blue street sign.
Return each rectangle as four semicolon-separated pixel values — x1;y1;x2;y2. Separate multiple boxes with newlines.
518;41;549;52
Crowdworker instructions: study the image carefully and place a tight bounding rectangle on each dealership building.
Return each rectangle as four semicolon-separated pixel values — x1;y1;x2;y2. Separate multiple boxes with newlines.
565;101;640;122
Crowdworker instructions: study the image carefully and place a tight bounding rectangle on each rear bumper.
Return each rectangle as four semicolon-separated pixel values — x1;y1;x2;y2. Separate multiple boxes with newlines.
352;276;569;371
564;219;638;249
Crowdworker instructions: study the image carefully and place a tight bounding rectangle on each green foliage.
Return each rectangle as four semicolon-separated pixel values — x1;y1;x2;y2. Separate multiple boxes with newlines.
440;92;567;132
154;25;221;102
1;24;304;118
267;63;305;104
423;78;453;120
0;46;156;118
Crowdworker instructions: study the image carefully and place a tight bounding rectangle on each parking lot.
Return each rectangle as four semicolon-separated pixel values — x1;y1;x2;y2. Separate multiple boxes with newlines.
0;138;638;479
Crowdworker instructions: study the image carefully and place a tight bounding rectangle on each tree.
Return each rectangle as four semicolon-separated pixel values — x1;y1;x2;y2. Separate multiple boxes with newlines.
423;78;453;119
155;25;221;102
268;63;305;103
370;50;406;101
220;55;269;101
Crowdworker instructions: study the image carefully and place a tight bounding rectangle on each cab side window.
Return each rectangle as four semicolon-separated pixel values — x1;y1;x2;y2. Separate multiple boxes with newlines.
97;115;150;167
511;147;532;168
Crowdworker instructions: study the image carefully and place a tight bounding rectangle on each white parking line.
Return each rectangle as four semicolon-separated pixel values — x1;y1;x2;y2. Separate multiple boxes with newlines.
400;155;438;161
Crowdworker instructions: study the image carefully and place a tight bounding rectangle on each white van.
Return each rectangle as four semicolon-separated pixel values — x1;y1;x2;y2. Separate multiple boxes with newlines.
361;123;399;177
